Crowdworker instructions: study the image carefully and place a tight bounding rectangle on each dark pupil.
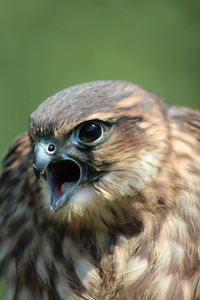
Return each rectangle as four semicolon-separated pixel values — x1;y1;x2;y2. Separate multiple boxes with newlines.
79;123;102;143
48;144;55;152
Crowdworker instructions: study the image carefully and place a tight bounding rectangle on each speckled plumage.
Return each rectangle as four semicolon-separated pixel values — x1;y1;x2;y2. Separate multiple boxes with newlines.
0;81;200;299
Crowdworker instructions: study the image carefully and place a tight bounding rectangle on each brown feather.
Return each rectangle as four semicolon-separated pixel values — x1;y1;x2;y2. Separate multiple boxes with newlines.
1;81;200;299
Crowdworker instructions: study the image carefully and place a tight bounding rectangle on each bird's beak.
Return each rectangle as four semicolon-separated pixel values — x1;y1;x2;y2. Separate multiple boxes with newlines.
33;144;52;176
33;144;84;211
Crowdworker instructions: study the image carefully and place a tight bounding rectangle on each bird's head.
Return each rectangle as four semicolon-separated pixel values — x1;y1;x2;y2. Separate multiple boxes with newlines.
29;81;168;232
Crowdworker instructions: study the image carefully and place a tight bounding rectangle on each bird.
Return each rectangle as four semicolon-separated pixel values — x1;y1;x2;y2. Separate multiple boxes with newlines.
0;80;200;300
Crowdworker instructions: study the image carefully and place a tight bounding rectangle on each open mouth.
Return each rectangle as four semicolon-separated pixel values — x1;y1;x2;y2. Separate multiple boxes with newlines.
46;159;82;210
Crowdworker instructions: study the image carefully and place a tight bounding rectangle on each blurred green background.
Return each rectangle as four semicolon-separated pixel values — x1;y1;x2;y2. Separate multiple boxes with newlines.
0;0;199;298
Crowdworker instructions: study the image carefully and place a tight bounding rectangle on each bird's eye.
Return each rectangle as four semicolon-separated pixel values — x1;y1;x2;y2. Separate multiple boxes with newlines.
76;122;104;146
46;143;57;155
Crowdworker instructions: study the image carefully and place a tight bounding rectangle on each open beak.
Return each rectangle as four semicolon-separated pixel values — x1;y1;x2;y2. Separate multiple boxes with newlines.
47;158;83;210
33;144;83;211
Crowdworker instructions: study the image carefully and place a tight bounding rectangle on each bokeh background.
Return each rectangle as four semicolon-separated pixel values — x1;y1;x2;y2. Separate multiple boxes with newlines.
0;0;199;298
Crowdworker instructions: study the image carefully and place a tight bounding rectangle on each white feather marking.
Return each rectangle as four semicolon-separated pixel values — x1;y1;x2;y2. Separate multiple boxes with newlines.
125;257;148;284
153;274;172;299
75;257;100;289
56;277;72;298
131;151;159;189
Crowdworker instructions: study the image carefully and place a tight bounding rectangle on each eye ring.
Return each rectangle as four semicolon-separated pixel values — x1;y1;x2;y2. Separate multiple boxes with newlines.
46;143;57;155
75;121;104;146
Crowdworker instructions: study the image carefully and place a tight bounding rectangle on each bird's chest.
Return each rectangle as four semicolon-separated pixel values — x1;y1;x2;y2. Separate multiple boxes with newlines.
61;239;194;300
65;247;128;299
61;239;150;300
6;233;195;300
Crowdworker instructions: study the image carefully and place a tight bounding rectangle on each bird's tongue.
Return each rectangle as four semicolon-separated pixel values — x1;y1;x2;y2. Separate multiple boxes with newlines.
52;181;74;198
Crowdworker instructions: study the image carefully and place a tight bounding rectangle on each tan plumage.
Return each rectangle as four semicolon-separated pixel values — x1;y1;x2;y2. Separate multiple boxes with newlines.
0;80;200;299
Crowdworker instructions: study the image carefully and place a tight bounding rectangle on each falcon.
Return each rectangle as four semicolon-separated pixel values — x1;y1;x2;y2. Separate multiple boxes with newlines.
0;81;200;300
